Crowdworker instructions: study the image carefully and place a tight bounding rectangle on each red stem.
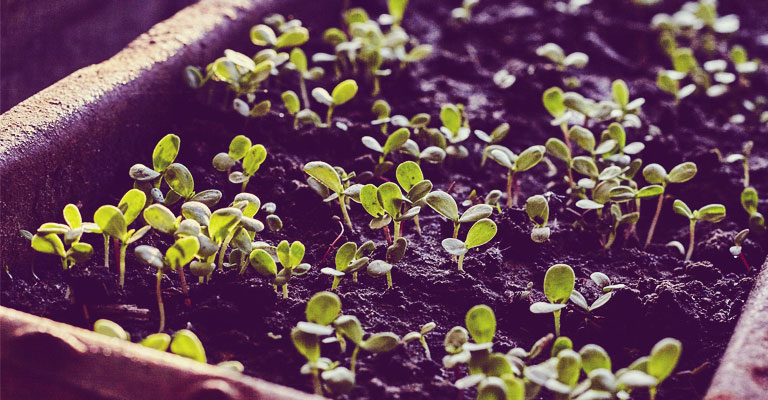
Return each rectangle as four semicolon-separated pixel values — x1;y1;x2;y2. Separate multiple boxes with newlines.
178;267;191;308
320;220;345;263
740;253;751;272
446;181;457;194
384;225;392;245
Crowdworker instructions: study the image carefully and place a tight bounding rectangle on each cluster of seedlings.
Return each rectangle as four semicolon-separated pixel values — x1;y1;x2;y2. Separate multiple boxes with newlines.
21;0;765;398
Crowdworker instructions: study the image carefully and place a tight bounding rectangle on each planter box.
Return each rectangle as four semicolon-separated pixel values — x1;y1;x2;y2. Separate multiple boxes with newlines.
1;0;766;399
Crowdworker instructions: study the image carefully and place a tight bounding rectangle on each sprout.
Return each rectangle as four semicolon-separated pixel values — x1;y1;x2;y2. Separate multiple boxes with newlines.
387;0;409;26
334;315;400;374
530;264;575;336
441;218;497;272
371;99;391;134
361;127;410;175
312;79;358;126
403;322;436;359
281;90;302;129
292;291;341;395
439;104;471;157
94;189;151;288
451;0;479;22
475;123;510;167
642;162;697;247
367;237;407;289
673;200;726;261
206;194;262;271
536;43;589;70
321;240;375;290
249;240;311;298
647;338;681;400
657;70;696;105
610;79;645;125
603;203;640;250
426;190;493;238
135;236;199;331
289;48;324;108
30;204;96;270
360;182;419;242
730;45;759;74
486;145;545;206
741;187;766;234
250;23;309;50
570;272;624;316
525;195;550;243
211;135;267;192
721;140;753;187
303;161;355;229
729;228;751;271
94;319;130;340
171;329;207;363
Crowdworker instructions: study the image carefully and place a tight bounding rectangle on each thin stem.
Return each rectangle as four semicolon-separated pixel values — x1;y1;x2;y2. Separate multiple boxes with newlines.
645;191;665;248
282;284;289;299
511;172;520;207
457;253;465;272
299;76;310;109
649;386;657;400
420;337;431;359
566;164;575;193
453;222;460;239
386;271;393;289
326;105;334;127
604;230;617;250
352;272;358;283
241;178;249;193
103;235;109;268
560;122;571;151
685;219;696;262
383;225;392;245
393;220;402;241
217;231;235;271
178;265;190;307
338;195;353;230
506;170;514;208
311;367;322;396
61;258;68;271
332;276;341;290
739;253;751;271
743;159;750;187
119;242;127;289
156;271;165;332
350;345;360;373
554;310;561;337
414;215;422;235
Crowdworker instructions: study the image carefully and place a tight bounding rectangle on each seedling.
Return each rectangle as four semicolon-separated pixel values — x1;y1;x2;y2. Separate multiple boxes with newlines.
536;43;589;70
642;162;698;247
367;237;407;288
657;70;696;105
129;133;180;191
30;204;95;270
334;314;400;375
312;79;358;126
171;329;207;363
360;182;420;242
603;204;640;249
543;87;572;147
395;161;433;234
95;189;152;288
525;195;550;243
250;240;311;298
93;319;130;340
647;338;682;400
250;23;309;50
441;218;497;272
451;0;479;22
439;104;471;157
719;141;753;188
361;127;410;175
135;236;199;331
610;79;645;126
729;229;751;271
530;264;575;336
289;48;324;108
673;200;726;261
427;190;493;238
321;240;375;290
403;322;436;359
208;194;263;271
475;123;510;167
304;161;355;229
212;135;267;192
486;144;546;206
741;187;766;234
570;272;625;315
371;99;391;134
292;291;341;395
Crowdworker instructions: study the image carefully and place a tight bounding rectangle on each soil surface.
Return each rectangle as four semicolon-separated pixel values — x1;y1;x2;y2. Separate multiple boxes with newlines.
3;0;768;399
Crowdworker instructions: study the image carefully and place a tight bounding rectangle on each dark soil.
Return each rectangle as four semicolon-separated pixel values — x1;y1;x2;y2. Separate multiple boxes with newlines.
3;0;768;399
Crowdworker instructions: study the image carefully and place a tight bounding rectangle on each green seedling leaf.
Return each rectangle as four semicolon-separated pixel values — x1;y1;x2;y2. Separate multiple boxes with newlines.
135;245;164;269
243;144;267;176
514;146;545;172
466;304;496;343
250;249;277;278
94;205;127;240
612;79;629;107
63;204;82;229
543;87;566;118
698;204;726;223
426;191;459;221
282;91;300;114
648;338;681;382
304;161;343;194
31;233;66;258
396;161;423;192
129;164;161;181
378;182;403;218
250;24;277;46
94;319;130;340
332;79;358;106
569;126;595;153
388;0;409;22
441;238;467;256
668;162;697;183
529;302;567;313
440;104;461;134
143;204;179;234
171;329;206;363
580;344;611;373
526;195;549;226
289;241;305;267
276;27;309;49
672;200;693;220
459;204;493;223
552;336;573;357
181;201;211;226
228;135;252;160
209;207;243;243
140;333;171;351
643;163;668;184
742;187;759;214
118;189;147;226
383;128;410;157
164;163;194;199
153;134;180;172
165;236;199;270
545;264;575;304
362;332;400;353
465;218;497;249
386;237;408;264
306;291;342;326
335;315;365;345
